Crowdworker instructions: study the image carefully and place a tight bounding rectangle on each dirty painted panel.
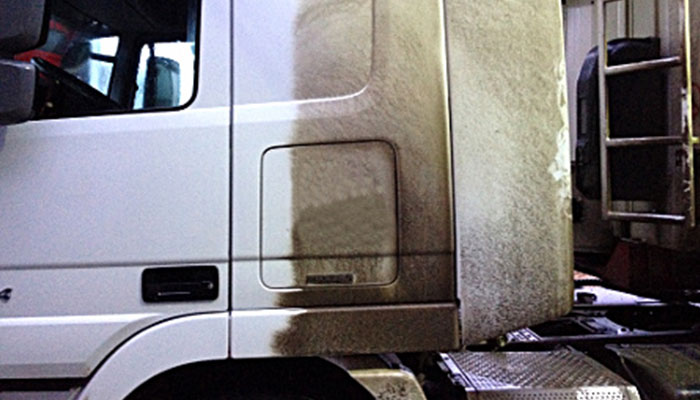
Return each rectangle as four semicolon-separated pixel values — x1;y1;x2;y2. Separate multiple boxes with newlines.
261;141;397;288
231;303;459;357
233;254;454;308
233;0;454;310
658;0;700;251
446;0;574;344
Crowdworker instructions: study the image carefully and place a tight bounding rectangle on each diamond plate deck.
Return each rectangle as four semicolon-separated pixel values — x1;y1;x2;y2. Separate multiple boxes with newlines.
442;349;641;399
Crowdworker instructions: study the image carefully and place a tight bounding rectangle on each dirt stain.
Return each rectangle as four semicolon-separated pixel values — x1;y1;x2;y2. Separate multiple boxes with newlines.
271;0;455;356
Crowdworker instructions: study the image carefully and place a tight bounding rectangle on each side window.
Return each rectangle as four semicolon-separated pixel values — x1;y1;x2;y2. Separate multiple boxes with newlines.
74;36;119;96
15;0;198;120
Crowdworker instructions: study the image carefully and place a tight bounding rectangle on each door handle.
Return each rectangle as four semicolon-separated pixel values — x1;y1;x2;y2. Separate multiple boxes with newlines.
142;266;218;303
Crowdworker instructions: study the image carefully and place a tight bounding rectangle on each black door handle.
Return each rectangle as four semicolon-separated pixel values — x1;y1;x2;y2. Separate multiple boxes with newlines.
142;266;218;303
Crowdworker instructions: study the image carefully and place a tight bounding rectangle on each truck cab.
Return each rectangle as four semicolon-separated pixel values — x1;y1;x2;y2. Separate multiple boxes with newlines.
0;0;573;398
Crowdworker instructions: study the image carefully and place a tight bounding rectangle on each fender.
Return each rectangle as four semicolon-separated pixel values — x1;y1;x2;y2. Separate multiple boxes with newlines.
76;313;228;400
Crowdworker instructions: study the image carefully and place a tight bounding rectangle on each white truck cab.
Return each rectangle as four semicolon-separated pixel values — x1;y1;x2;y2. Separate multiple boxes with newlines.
0;0;572;398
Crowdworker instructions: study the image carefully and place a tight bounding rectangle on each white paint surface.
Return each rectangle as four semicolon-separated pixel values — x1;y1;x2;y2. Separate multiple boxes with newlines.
0;0;231;380
76;313;229;400
0;264;228;378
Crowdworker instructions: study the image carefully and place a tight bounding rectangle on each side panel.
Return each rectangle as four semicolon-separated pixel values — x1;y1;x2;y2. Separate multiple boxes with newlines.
231;304;458;358
76;313;229;400
232;0;453;308
0;109;228;267
231;0;458;357
0;0;231;378
0;264;228;378
446;0;574;344
260;141;399;288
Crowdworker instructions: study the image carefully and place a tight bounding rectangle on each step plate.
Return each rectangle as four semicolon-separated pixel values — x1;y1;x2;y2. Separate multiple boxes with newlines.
441;349;640;399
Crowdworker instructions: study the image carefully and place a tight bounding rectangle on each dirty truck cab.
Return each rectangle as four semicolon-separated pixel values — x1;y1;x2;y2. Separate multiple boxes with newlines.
0;0;572;398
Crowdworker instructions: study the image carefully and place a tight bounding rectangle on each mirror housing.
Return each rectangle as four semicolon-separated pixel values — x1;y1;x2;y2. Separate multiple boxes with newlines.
0;60;36;125
0;0;50;55
145;56;181;108
0;0;47;125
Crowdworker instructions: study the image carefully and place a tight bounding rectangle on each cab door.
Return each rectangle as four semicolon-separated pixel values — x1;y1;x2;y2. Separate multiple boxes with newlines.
0;0;230;379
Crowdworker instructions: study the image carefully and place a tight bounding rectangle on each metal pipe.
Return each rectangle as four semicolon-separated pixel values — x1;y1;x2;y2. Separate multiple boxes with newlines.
681;0;696;227
605;56;682;75
597;0;611;220
607;211;685;223
606;136;684;147
476;330;700;352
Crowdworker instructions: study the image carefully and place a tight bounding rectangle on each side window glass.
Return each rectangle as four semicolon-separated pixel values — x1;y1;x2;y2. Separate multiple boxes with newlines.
73;36;119;96
14;0;198;120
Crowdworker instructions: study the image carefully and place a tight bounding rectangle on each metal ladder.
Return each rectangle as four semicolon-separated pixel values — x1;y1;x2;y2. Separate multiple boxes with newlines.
596;0;696;226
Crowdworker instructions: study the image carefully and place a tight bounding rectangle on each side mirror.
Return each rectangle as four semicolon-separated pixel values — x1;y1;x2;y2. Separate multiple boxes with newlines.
145;56;181;108
0;0;49;125
0;0;50;55
0;60;36;125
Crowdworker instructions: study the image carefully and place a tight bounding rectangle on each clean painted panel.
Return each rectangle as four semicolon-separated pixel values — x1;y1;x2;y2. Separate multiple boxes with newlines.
234;0;372;104
0;109;228;267
0;0;231;379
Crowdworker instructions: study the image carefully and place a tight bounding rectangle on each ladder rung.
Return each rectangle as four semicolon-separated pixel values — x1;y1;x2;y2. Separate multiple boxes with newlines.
606;136;684;148
607;211;686;224
605;57;682;76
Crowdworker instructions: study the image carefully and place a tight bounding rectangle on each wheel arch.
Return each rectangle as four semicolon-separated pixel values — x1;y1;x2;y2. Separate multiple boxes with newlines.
76;312;229;400
124;357;375;400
